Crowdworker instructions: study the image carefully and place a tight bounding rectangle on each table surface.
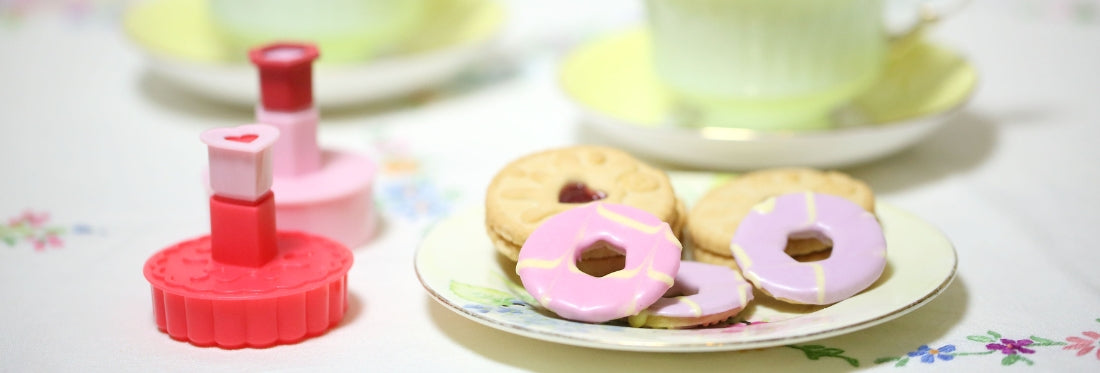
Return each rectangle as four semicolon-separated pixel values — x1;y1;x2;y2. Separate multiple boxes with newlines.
2;0;1099;371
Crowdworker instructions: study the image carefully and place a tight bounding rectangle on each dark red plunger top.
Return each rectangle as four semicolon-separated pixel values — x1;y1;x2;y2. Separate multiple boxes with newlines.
248;43;320;112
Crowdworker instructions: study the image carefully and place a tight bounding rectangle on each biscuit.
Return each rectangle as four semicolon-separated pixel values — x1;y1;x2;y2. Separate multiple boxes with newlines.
685;168;874;268
486;146;683;261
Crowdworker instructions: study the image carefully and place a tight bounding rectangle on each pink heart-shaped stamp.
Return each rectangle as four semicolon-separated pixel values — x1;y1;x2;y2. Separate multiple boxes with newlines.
201;124;281;201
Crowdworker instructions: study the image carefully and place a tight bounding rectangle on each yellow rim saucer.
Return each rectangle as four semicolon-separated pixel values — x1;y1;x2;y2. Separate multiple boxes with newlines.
559;29;978;170
124;0;506;106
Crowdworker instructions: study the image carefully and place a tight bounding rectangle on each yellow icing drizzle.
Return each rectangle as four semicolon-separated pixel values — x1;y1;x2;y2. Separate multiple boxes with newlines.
804;192;817;225
738;284;751;306
665;230;682;249
621;296;639;316
603;264;641;279
730;243;752;269
808;262;826;304
744;270;761;285
647;267;675;287
676;296;703;317
596;203;662;234
752;197;777;214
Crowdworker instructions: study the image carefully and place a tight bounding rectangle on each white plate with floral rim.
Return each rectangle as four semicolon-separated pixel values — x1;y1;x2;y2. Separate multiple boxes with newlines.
414;173;957;352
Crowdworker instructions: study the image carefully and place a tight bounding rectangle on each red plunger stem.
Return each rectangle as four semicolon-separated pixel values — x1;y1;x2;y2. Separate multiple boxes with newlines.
249;43;320;112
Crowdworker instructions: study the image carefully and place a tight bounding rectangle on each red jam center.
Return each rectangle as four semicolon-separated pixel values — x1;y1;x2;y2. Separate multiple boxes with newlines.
558;182;607;203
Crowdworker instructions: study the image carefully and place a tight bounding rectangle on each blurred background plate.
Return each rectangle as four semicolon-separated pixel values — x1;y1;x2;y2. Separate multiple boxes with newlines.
124;0;505;107
561;29;977;170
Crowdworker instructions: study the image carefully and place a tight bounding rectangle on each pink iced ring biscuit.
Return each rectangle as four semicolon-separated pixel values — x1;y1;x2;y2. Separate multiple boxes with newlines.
730;192;886;305
628;261;754;329
516;202;681;323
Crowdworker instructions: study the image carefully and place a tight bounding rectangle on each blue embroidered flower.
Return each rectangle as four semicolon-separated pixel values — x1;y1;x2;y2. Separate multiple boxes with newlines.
381;180;451;220
908;344;956;363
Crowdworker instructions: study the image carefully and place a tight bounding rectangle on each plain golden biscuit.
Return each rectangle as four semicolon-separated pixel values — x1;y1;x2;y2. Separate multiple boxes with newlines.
486;146;683;261
686;168;875;268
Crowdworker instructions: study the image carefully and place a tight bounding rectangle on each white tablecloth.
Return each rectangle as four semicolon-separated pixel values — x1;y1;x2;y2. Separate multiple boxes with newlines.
2;0;1099;371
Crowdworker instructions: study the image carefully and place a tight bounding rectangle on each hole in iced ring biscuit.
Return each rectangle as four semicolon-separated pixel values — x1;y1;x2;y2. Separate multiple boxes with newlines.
558;181;607;204
785;230;834;263
576;241;626;277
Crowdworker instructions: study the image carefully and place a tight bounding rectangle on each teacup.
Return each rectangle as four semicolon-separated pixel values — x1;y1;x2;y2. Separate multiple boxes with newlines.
645;0;932;130
209;0;426;64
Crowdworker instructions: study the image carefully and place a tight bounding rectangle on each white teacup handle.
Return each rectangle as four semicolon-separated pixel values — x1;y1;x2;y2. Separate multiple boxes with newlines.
886;0;970;54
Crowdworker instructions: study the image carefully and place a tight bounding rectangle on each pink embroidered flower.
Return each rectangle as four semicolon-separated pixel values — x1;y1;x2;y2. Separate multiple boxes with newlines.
986;339;1035;355
1064;331;1100;359
9;211;49;228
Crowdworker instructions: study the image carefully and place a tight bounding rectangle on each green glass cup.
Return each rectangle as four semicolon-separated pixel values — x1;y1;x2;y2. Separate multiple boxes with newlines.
210;0;426;64
646;0;889;130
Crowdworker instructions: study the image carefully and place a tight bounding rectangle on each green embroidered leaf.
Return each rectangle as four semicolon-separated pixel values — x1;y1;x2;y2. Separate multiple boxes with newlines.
968;335;995;343
895;357;909;367
955;351;995;356
988;330;1002;339
786;345;859;367
1001;354;1020;366
874;357;901;364
449;281;516;306
1030;336;1067;346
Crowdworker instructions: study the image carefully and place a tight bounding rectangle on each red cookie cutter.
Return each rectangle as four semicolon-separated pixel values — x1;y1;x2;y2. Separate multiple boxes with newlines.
144;124;354;348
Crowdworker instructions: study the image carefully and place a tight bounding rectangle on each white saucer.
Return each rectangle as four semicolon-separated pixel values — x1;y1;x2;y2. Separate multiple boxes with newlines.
124;0;505;107
560;29;977;170
414;172;957;352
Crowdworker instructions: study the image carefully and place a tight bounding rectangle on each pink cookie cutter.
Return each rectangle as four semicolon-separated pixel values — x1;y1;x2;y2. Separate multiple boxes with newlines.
145;124;354;349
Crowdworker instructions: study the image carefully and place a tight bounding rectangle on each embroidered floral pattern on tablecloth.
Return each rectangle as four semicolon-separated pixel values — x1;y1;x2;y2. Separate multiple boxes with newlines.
1064;319;1100;360
1;210;95;250
1;0;122;27
445;269;1100;368
876;329;1076;367
372;136;458;222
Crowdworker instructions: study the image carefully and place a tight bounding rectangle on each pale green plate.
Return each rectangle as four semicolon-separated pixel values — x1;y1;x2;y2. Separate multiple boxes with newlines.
124;0;505;105
414;173;957;352
560;29;978;170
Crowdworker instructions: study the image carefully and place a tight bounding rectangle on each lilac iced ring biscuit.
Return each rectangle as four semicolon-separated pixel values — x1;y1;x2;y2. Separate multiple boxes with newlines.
628;261;754;329
730;192;886;305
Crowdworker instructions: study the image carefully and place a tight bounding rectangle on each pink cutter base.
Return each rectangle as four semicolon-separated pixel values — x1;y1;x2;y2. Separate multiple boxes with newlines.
202;150;377;248
144;231;353;349
273;150;377;248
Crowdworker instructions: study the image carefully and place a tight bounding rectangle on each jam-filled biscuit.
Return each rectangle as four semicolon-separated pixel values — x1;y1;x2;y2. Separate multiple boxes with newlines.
486;146;683;261
686;168;874;270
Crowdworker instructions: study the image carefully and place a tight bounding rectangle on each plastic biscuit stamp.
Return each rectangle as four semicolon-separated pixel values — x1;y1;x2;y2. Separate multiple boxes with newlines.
144;124;354;348
204;42;378;248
